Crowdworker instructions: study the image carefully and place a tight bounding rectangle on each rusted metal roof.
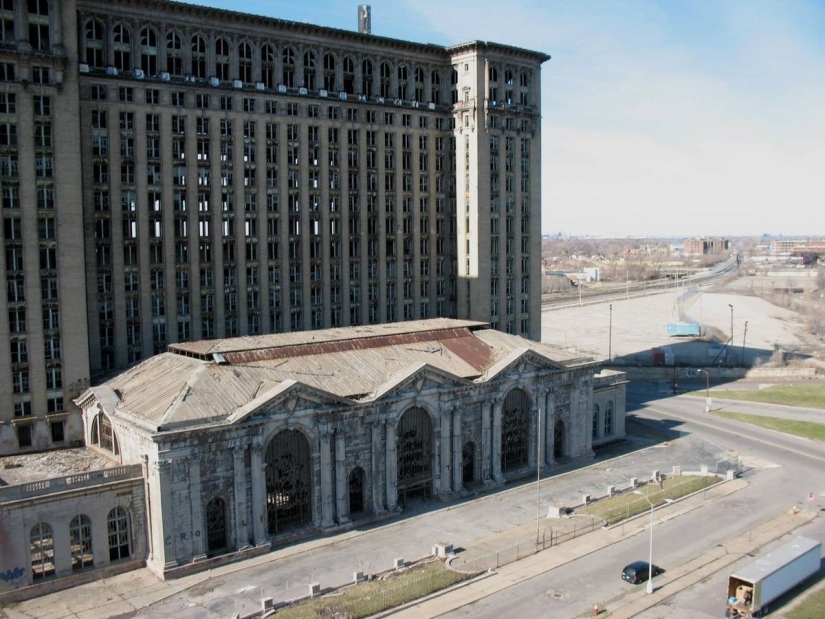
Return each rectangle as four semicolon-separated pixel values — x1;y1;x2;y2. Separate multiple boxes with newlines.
95;319;594;432
169;319;487;358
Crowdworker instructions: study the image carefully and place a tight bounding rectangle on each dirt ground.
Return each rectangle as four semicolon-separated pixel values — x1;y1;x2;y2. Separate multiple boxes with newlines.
541;276;822;370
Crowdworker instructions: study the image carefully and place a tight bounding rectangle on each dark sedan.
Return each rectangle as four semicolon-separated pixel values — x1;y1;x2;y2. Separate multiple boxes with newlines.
622;561;664;584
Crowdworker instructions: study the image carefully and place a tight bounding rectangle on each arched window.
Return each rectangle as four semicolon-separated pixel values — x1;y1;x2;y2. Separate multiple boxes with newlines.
488;65;499;103
592;404;600;439
113;24;131;72
343;56;355;94
265;429;312;533
91;412;120;455
554;419;565;459
70;514;94;571
303;50;316;90
140;27;158;75
27;0;50;51
430;70;441;104
396;407;433;500
282;47;295;88
30;522;55;580
107;507;131;561
348;467;365;515
205;497;227;552
396;65;408;100
166;30;182;75
501;389;529;472
413;67;425;102
504;68;514;104
322;52;336;91
379;62;391;99
604;401;614;436
238;41;252;83
361;59;373;96
261;44;275;88
191;35;206;78
450;68;458;105
462;441;475;484
215;37;230;81
519;71;530;105
84;19;105;68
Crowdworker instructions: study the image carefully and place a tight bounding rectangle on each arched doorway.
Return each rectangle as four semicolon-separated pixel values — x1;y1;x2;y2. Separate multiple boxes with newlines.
265;429;312;534
205;496;227;553
462;441;475;484
554;420;565;459
348;467;365;515
396;407;433;503
501;389;530;472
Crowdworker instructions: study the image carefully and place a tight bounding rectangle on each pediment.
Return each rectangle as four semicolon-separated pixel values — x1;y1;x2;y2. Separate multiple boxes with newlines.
228;379;355;424
369;362;470;402
481;347;565;382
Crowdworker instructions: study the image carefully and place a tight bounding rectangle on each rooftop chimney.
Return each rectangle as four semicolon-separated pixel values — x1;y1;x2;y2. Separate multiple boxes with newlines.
359;5;371;35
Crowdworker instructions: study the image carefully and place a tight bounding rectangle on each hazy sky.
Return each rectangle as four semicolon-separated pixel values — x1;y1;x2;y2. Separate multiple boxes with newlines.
196;0;824;237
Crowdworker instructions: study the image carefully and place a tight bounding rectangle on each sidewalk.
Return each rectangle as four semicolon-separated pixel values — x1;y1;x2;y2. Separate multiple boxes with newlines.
0;437;752;619
393;483;817;618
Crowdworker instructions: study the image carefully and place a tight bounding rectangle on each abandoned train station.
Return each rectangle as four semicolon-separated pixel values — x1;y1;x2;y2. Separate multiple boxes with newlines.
0;319;625;599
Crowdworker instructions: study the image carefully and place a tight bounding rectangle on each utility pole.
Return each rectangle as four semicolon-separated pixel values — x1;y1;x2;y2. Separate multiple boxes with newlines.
728;304;734;366
608;304;613;362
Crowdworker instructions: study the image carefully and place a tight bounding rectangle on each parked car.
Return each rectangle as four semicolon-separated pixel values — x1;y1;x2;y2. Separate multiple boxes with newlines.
622;561;664;584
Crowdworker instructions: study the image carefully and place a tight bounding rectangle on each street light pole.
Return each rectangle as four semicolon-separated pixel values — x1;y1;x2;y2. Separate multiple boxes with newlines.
633;489;656;593
698;369;711;412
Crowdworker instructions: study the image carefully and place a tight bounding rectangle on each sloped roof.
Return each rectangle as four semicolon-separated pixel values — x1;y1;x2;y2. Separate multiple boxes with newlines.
92;319;594;432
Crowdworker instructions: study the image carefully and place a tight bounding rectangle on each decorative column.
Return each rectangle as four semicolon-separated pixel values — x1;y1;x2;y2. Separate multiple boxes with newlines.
528;403;538;469
188;457;205;559
385;420;398;510
335;430;350;524
492;398;503;482
544;391;554;467
320;430;334;528
233;445;249;549
481;399;492;483
452;407;463;492
440;407;451;498
155;459;178;569
371;419;386;514
250;441;267;545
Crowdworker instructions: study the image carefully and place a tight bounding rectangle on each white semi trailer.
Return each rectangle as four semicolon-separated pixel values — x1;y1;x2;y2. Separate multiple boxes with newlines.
725;536;821;617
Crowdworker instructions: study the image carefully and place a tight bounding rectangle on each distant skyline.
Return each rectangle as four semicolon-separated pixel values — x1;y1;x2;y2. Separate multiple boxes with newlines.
195;0;825;238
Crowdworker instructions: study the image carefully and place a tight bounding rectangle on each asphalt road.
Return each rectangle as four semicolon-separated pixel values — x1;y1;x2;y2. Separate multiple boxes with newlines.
441;385;825;619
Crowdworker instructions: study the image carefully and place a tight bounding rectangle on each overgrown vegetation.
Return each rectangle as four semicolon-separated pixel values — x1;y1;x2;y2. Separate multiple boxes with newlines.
577;475;718;525
692;384;825;410
786;586;825;619
273;560;473;618
710;410;825;443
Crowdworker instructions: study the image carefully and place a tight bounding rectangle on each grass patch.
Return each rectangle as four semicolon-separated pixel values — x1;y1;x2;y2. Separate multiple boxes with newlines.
687;384;825;410
273;560;473;618
787;586;825;619
577;475;719;525
709;410;825;443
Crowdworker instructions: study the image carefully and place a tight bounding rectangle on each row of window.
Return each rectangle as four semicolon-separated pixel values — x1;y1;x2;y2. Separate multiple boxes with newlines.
592;401;616;439
30;507;132;581
81;19;533;105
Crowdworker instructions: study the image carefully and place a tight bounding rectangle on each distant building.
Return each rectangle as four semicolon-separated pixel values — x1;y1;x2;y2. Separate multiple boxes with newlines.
0;319;626;600
683;238;730;255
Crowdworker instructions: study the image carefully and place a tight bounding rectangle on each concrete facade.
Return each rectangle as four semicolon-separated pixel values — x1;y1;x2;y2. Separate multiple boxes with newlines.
1;0;549;456
0;463;147;601
0;319;626;599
